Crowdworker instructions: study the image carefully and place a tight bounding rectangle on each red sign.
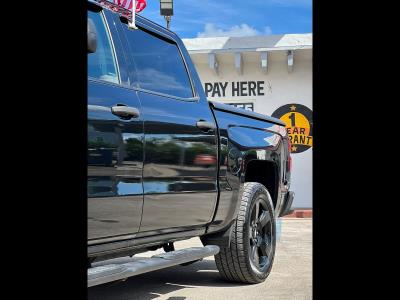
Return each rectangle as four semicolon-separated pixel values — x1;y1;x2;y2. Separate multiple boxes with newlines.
112;0;147;12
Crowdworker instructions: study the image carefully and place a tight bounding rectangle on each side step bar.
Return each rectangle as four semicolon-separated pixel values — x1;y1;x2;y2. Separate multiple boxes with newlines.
88;245;220;287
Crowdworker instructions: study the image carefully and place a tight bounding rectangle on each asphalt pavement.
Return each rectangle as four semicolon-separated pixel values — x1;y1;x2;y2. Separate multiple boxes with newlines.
88;218;312;300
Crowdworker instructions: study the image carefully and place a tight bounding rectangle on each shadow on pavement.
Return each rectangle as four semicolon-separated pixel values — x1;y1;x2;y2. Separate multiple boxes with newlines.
88;259;247;300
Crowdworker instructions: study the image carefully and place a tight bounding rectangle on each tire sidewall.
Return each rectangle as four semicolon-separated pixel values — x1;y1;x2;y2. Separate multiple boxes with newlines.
244;184;276;282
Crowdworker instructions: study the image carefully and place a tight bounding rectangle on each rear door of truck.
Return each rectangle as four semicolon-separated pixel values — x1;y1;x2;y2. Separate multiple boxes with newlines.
115;17;219;234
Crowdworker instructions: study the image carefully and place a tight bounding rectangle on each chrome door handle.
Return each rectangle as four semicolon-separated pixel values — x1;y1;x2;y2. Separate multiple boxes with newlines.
111;104;140;120
196;120;216;132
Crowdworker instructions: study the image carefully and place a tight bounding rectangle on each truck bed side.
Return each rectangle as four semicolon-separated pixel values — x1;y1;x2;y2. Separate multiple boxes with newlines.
206;101;291;237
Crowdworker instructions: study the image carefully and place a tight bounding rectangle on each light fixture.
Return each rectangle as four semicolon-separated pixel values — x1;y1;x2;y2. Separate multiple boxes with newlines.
160;0;173;29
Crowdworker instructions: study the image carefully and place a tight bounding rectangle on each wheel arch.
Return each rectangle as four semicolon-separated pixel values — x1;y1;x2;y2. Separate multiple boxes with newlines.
243;159;279;209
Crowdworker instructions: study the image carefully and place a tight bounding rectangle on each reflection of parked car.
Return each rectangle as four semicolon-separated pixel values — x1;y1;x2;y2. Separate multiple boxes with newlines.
167;181;216;192
88;148;114;166
87;0;294;287
193;154;217;166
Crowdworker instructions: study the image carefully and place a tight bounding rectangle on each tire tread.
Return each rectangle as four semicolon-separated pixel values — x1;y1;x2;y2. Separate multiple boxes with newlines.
214;182;275;284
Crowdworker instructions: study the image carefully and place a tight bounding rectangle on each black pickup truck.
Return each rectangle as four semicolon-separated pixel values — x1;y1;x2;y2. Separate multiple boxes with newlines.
88;0;294;285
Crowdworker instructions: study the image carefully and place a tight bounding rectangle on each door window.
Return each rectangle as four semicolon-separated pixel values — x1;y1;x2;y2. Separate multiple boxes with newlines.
88;10;119;84
123;27;193;98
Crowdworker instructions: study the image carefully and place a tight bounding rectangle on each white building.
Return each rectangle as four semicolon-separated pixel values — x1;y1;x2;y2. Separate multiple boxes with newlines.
183;34;312;209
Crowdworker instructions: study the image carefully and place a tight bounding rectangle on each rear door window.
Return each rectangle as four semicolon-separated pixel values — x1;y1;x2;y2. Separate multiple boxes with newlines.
88;10;119;84
122;27;193;99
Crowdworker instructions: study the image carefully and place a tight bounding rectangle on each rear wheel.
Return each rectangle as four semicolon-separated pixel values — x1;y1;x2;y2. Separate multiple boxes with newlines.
215;182;276;283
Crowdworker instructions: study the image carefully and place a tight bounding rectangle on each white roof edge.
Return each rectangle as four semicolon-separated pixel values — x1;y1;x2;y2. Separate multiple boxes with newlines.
187;45;312;55
182;33;312;52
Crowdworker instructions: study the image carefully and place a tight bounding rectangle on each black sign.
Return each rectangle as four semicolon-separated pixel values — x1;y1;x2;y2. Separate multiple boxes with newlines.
204;81;265;98
227;103;254;111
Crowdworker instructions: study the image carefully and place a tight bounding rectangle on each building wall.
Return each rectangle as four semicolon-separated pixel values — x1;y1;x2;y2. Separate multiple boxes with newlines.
189;49;312;208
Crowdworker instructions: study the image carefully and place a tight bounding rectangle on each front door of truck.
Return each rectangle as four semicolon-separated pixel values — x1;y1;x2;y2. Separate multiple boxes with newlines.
118;21;218;233
87;8;144;240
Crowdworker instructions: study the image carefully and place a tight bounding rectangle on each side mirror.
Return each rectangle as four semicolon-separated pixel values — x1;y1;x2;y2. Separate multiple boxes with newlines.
88;18;97;53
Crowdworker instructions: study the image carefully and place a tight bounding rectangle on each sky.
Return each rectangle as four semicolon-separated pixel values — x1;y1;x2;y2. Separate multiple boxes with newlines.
140;0;312;39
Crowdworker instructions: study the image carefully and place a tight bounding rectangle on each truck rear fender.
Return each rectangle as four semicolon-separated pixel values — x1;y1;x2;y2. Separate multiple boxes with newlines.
202;107;287;247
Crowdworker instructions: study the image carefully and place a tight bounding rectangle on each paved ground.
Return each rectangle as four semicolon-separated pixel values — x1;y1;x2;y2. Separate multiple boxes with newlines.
88;219;312;300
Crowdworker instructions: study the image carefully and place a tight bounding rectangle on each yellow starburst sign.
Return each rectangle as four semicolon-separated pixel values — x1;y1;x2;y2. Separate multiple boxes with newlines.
272;103;313;154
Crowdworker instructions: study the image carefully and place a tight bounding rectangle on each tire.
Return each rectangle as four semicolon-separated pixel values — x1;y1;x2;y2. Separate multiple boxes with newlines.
214;182;276;284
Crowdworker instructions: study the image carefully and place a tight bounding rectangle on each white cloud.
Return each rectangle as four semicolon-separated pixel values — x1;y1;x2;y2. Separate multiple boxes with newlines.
197;23;273;38
263;26;273;35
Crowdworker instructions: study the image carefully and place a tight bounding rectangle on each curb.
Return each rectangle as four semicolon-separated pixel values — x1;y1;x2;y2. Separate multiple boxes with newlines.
282;209;312;218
